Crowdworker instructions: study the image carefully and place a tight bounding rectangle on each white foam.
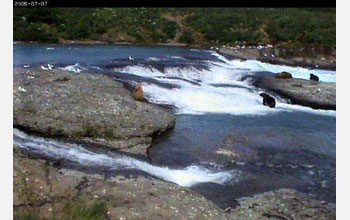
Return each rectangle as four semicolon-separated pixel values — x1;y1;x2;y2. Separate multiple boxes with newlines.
116;64;276;115
116;63;249;86
167;56;186;60
40;64;54;70
13;129;236;187
116;63;334;116
144;83;274;115
276;103;336;117
117;65;163;77
147;57;162;61
90;65;102;70
58;63;82;73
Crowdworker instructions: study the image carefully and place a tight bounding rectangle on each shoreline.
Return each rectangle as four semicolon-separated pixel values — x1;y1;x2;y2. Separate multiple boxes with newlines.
14;40;189;47
217;47;336;71
13;150;336;219
14;40;336;71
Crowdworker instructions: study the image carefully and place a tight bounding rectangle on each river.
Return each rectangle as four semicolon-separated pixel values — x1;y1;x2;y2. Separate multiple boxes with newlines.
13;43;336;208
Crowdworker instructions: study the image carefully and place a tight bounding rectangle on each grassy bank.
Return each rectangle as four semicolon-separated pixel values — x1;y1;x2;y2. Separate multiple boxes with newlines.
14;8;335;55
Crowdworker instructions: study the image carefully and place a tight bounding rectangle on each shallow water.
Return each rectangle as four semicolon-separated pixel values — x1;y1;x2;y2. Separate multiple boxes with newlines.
13;43;336;207
150;113;335;205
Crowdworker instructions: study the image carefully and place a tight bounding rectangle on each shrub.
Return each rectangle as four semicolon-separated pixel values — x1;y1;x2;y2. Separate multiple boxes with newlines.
179;29;195;44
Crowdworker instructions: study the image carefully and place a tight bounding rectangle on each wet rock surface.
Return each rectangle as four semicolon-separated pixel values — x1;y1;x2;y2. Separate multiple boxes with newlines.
232;189;336;220
13;150;226;220
13;68;176;156
13;151;336;220
249;75;336;110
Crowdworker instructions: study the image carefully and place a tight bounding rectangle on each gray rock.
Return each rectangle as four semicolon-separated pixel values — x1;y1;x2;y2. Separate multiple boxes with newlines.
231;189;336;220
13;68;176;156
218;47;336;71
13;151;228;220
13;151;336;220
250;75;336;110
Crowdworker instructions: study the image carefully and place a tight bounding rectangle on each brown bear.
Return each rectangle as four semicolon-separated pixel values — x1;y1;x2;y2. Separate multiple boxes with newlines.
275;71;293;79
133;84;144;101
310;73;319;81
260;93;276;108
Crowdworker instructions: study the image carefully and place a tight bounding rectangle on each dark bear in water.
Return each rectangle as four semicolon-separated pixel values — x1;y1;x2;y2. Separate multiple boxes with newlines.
260;93;276;108
310;73;319;81
275;71;293;79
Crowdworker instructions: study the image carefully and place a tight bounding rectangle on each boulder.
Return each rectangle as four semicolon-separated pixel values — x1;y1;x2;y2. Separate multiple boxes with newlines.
250;75;336;110
13;150;227;220
232;189;336;220
13;68;176;156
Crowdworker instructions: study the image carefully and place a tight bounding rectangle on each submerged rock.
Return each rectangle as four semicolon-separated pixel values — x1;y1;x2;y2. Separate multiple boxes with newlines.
13;68;176;156
214;136;260;164
250;75;336;110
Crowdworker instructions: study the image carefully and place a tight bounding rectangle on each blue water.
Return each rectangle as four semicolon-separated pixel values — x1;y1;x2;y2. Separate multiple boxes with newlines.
13;43;336;207
13;43;219;67
150;113;335;205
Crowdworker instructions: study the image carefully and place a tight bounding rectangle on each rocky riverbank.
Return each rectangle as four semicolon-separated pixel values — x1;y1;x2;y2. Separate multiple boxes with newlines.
13;68;176;156
218;47;336;71
13;67;336;220
246;74;336;110
14;41;336;71
13;150;336;220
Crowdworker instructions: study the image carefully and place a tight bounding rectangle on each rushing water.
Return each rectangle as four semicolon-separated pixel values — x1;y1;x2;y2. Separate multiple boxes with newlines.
13;43;336;207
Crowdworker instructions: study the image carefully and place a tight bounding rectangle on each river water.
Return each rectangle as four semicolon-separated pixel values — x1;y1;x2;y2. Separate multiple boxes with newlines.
13;43;336;208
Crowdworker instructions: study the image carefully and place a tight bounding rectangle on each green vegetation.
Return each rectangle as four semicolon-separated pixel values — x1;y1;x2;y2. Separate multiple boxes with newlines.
179;29;196;44
14;212;39;220
184;8;335;48
14;197;109;220
14;8;335;50
57;196;109;220
14;8;178;43
80;122;116;139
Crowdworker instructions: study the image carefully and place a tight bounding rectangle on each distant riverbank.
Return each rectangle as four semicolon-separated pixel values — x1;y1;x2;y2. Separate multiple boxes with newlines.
13;40;336;71
217;46;336;71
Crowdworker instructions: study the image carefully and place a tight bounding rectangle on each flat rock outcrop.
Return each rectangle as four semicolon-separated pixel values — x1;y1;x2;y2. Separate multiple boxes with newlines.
231;188;335;220
13;68;176;155
249;75;336;110
13;150;228;220
13;151;336;220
